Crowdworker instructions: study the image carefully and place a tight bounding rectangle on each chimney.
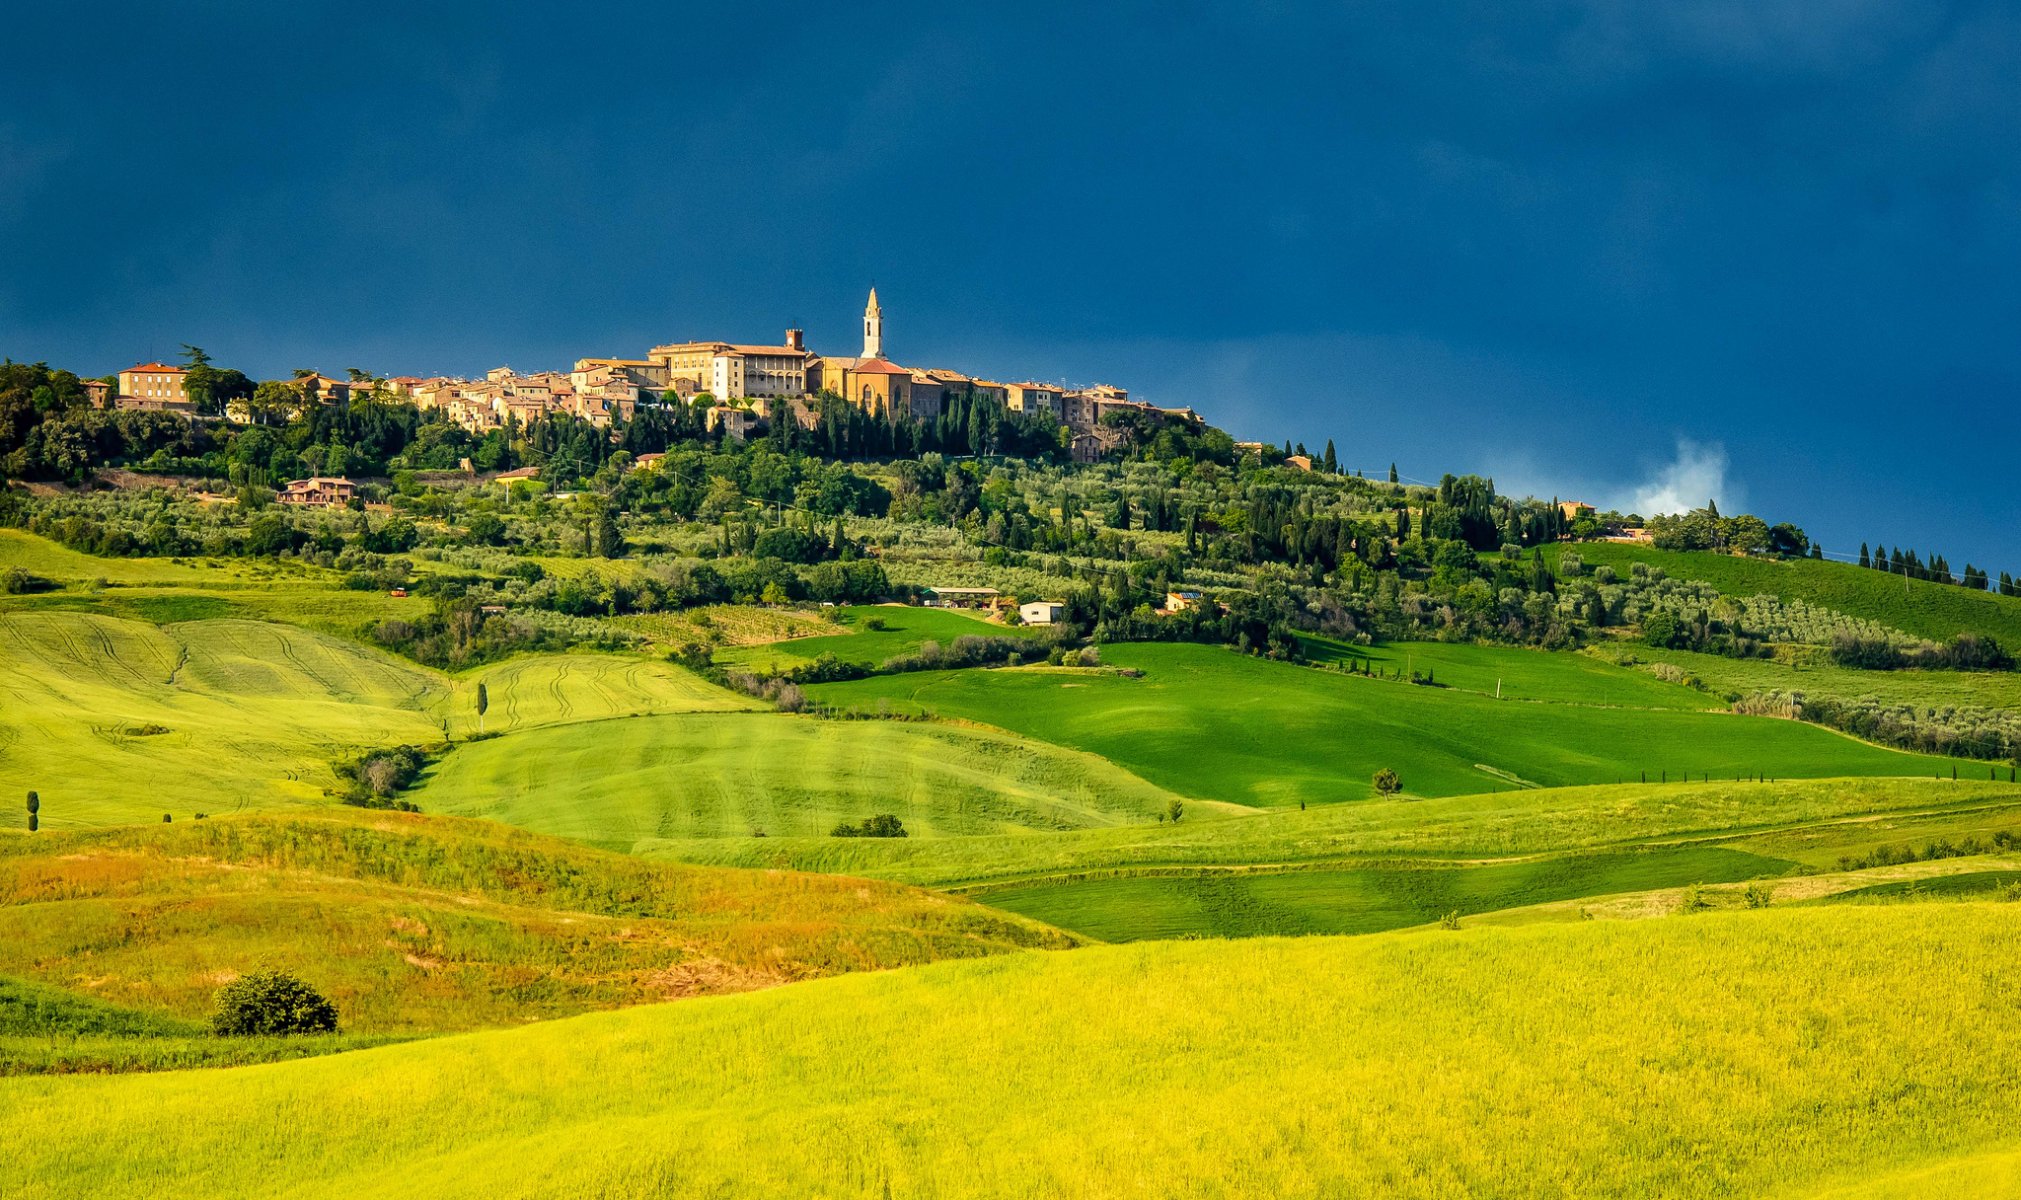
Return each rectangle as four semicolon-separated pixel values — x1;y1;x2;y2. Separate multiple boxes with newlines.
785;328;804;352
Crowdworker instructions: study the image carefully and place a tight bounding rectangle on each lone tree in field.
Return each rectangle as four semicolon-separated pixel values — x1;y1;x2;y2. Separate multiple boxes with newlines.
1372;768;1402;796
24;790;37;832
211;972;339;1036
475;682;489;734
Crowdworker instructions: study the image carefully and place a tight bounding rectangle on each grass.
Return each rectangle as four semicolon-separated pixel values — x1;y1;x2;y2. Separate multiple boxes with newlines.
414;712;1205;850
0;809;1071;1059
1558;541;2021;645
0;529;424;639
4;906;2020;1197
0;612;745;826
978;845;1788;941
637;777;2021;886
808;643;1959;806
1302;635;1720;709
1817;869;2021;904
718;603;1030;673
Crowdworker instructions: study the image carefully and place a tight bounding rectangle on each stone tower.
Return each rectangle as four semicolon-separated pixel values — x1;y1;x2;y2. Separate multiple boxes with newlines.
862;286;884;359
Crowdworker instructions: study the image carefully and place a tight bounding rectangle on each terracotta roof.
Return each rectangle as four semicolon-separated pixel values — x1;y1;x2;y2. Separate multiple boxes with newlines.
851;358;910;376
126;363;185;374
725;344;809;357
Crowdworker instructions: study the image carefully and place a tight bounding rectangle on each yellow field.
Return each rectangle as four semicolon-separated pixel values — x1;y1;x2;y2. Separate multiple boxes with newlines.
2;905;2016;1197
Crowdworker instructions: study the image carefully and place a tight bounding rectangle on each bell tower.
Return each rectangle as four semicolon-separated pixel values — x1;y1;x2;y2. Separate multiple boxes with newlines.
862;286;884;359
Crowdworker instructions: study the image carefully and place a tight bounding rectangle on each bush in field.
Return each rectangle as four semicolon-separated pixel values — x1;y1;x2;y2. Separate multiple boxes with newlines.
211;972;338;1036
1372;768;1402;795
831;814;907;838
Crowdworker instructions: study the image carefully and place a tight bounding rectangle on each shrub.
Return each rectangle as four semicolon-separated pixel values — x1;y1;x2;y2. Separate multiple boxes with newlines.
210;972;339;1036
1371;768;1402;795
1741;882;1774;909
831;814;907;838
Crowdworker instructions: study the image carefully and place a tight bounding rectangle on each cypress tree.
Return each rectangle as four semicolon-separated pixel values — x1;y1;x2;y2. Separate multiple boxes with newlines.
1859;542;1870;568
1388;462;1398;484
1323;439;1337;473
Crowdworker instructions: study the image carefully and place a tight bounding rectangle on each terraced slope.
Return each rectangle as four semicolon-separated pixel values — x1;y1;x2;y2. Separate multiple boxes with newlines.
1557;542;2021;645
415;711;1206;849
4;906;2017;1198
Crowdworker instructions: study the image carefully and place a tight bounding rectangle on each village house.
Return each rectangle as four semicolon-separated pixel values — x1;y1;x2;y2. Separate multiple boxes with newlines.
1004;383;1063;419
277;477;358;506
706;404;759;441
1164;590;1203;613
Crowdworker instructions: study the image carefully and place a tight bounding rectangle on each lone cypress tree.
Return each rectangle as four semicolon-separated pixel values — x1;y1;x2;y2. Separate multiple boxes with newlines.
1859;542;1870;568
475;682;489;735
1388;462;1399;484
25;790;37;833
1323;439;1337;473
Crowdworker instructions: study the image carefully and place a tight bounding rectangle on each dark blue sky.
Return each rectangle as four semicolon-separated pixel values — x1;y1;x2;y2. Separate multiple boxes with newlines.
4;2;2017;568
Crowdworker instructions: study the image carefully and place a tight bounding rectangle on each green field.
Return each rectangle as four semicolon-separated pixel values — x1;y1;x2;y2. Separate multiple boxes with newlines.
638;777;2021;885
0;809;1069;1070
718;603;1031;673
5;905;2019;1197
978;845;1786;940
0;612;748;825
416;711;1206;849
808;643;1958;806
1560;541;2021;645
1303;635;1720;709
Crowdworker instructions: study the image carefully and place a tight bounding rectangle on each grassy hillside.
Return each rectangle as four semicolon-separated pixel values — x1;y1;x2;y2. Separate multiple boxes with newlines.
0;612;445;822
1302;635;1721;709
978;845;1786;940
416;711;1205;849
717;603;1031;673
0;809;1070;1055
639;777;2021;885
1561;541;2021;645
0;612;746;825
809;643;1958;805
5;906;2019;1197
0;528;424;637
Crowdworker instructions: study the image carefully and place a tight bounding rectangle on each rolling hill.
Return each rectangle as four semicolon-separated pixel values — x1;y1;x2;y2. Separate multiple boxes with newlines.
0;809;1071;1070
4;905;2017;1198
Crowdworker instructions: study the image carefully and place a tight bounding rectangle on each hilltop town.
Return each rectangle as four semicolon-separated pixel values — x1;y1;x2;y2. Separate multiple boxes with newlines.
103;289;1199;465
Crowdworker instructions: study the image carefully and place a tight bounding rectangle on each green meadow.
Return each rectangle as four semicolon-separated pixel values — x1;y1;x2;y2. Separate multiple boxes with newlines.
5;905;2019;1198
416;711;1204;849
809;642;1957;805
638;777;2021;885
976;845;1785;940
717;602;1030;672
0;611;752;825
1302;634;1722;709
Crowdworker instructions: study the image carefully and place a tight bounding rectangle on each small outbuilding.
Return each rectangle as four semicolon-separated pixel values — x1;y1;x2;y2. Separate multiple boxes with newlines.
1019;601;1065;626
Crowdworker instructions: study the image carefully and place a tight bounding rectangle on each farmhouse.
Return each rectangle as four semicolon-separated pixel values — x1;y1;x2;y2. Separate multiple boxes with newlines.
1165;590;1203;612
277;477;358;506
493;466;541;486
1019;601;1065;625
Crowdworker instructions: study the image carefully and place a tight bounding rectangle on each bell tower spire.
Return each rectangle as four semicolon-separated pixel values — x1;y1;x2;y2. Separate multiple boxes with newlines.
862;286;884;359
